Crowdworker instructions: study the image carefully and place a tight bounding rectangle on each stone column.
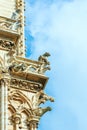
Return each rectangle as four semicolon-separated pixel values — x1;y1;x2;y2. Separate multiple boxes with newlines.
13;112;21;130
0;78;9;130
27;116;39;130
33;122;38;130
4;80;9;130
0;80;5;130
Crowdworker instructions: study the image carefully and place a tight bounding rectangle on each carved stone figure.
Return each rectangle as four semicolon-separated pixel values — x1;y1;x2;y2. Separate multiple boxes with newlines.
0;39;15;49
38;52;51;74
38;65;51;74
32;90;54;108
38;52;50;64
33;107;52;117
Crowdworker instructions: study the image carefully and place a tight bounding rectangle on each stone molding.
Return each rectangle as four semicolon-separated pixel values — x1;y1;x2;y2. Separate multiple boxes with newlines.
10;78;43;92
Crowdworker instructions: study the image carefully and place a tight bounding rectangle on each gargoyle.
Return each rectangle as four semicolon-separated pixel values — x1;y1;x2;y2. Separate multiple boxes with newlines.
38;52;50;65
38;52;51;74
33;107;52;117
32;90;54;109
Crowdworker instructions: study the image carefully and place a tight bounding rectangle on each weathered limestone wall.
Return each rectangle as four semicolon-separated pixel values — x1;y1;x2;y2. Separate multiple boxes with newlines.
0;0;25;57
0;0;16;18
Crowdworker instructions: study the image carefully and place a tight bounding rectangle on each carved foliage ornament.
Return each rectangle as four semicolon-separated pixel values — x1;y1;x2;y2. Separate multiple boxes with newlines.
0;20;21;31
0;21;12;30
0;39;15;50
10;78;43;92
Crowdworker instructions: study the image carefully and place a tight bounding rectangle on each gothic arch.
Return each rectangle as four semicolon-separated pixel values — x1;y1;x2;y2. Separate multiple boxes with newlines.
8;104;16;113
8;104;16;130
8;89;32;109
20;108;33;116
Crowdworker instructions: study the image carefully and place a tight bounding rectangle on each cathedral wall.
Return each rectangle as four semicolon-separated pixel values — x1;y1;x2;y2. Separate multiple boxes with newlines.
0;0;16;18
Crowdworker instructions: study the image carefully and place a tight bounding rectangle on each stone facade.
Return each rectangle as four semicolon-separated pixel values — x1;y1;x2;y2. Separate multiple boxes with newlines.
0;0;54;130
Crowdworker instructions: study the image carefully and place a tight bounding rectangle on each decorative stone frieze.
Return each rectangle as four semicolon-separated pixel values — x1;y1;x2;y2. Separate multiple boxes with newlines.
0;16;20;32
10;78;43;92
8;55;51;75
0;39;15;50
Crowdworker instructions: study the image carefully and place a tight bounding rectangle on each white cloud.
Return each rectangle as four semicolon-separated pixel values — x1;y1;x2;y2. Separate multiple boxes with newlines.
25;0;87;130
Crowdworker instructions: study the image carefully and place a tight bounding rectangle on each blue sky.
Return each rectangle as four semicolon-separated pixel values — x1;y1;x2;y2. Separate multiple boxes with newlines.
25;0;87;130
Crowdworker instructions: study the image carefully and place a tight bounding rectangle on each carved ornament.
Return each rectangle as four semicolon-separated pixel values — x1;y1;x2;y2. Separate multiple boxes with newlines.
0;39;15;50
10;78;43;92
31;90;54;109
0;16;21;31
38;52;51;73
8;56;51;75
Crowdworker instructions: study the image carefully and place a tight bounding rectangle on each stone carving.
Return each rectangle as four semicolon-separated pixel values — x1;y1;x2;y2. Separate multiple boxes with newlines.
32;90;54;108
10;78;43;92
9;61;39;73
12;112;22;124
0;19;20;31
11;9;21;20
8;90;32;113
9;21;21;31
10;9;22;30
8;88;54;129
0;21;11;30
38;52;51;74
0;56;8;76
8;91;24;104
38;52;50;64
8;56;51;75
33;107;52;117
30;91;54;122
0;56;4;67
0;9;21;31
0;21;21;31
9;62;27;72
0;39;15;50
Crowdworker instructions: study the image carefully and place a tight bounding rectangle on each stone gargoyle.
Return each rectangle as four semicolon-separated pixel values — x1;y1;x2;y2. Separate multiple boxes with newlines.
33;107;52;117
32;90;54;109
38;52;51;74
